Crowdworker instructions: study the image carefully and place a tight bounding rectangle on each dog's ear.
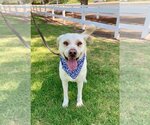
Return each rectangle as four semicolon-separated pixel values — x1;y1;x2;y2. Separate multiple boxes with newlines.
82;25;96;36
82;25;96;45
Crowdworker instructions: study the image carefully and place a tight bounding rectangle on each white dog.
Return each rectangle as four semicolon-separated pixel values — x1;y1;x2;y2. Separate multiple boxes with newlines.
57;25;96;107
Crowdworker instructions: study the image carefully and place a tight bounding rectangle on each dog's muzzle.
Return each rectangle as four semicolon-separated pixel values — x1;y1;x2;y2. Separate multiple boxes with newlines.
69;49;77;58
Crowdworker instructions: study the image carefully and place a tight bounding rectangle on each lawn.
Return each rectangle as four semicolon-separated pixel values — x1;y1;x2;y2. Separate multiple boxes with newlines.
0;15;30;125
31;16;119;125
120;40;150;125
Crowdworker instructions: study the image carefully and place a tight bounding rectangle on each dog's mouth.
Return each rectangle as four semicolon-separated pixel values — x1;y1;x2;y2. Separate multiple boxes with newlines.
63;54;80;71
64;56;79;61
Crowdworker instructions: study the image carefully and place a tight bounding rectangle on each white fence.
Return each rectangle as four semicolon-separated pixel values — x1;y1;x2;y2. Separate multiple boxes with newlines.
32;4;150;39
0;4;150;39
0;5;30;17
32;4;120;38
120;5;150;38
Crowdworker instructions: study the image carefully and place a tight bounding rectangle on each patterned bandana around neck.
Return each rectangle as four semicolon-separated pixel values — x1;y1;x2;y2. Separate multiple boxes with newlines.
60;54;86;79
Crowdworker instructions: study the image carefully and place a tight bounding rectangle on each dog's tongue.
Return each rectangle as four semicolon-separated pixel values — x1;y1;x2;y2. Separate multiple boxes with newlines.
67;58;77;71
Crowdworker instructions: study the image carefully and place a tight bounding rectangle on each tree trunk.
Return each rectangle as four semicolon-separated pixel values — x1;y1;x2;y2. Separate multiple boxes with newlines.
80;0;88;5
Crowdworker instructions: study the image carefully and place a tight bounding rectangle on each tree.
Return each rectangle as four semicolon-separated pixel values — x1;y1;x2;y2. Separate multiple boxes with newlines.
80;0;88;5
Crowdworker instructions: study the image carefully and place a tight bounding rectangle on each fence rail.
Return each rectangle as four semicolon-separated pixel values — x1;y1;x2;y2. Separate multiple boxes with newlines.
32;4;150;39
0;4;150;39
0;5;30;17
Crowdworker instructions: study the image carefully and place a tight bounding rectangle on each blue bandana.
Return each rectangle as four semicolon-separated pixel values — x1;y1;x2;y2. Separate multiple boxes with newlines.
60;54;86;79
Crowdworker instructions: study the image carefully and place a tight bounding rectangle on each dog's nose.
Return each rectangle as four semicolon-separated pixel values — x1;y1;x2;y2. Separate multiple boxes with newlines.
69;49;77;57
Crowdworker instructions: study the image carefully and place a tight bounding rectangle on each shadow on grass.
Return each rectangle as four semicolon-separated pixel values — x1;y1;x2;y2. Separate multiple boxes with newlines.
0;14;30;47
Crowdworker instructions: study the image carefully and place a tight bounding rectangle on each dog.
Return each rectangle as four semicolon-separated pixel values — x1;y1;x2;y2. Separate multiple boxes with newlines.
57;25;96;107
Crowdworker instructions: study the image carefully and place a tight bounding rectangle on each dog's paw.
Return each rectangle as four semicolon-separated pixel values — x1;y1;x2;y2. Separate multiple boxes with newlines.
62;101;69;108
76;101;83;107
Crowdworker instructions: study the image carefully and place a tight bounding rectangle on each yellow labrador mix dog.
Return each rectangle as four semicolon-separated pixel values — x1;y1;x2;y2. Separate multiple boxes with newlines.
57;26;96;107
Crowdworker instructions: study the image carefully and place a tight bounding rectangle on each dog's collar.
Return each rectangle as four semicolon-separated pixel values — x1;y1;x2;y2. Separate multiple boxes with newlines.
60;54;86;79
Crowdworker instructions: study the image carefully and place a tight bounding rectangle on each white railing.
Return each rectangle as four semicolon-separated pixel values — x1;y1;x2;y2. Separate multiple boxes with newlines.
0;5;31;17
32;5;120;38
120;5;150;38
0;4;150;39
32;4;150;39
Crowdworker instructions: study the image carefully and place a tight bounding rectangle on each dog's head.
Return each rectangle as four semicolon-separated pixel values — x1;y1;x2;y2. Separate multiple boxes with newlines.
57;25;96;71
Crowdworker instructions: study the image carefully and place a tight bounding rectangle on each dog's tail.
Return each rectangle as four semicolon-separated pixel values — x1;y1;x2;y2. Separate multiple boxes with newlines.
82;25;96;35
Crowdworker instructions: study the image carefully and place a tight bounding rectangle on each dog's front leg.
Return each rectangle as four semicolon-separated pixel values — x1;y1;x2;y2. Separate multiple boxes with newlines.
62;81;69;107
77;81;84;107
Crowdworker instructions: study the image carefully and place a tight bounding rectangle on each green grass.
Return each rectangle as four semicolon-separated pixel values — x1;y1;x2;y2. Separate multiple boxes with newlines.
31;16;119;125
0;16;30;125
120;40;150;125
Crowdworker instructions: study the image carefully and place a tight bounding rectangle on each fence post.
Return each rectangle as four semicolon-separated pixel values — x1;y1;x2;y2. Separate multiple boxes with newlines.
3;5;6;13
37;5;39;13
71;5;73;15
33;5;35;12
31;5;33;13
81;5;86;30
52;8;55;20
114;13;120;39
141;8;150;39
44;5;47;17
0;5;2;13
63;10;66;24
44;5;47;12
96;6;99;20
96;12;99;19
8;5;11;13
39;5;41;14
36;5;37;12
23;5;27;17
15;5;18;15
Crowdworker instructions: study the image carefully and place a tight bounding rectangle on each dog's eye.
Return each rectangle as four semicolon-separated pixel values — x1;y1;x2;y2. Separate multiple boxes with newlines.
77;41;82;46
63;41;69;46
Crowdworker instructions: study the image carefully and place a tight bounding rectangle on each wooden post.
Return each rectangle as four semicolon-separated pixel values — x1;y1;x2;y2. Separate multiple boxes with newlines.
8;5;11;13
33;5;35;12
0;5;1;12
141;9;150;39
4;5;6;13
23;5;27;17
0;5;2;13
37;5;39;13
96;7;99;20
44;5;47;12
52;9;55;20
35;5;37;12
81;5;86;30
96;12;99;19
44;5;47;17
63;10;66;24
114;14;120;39
39;5;42;14
15;5;18;14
